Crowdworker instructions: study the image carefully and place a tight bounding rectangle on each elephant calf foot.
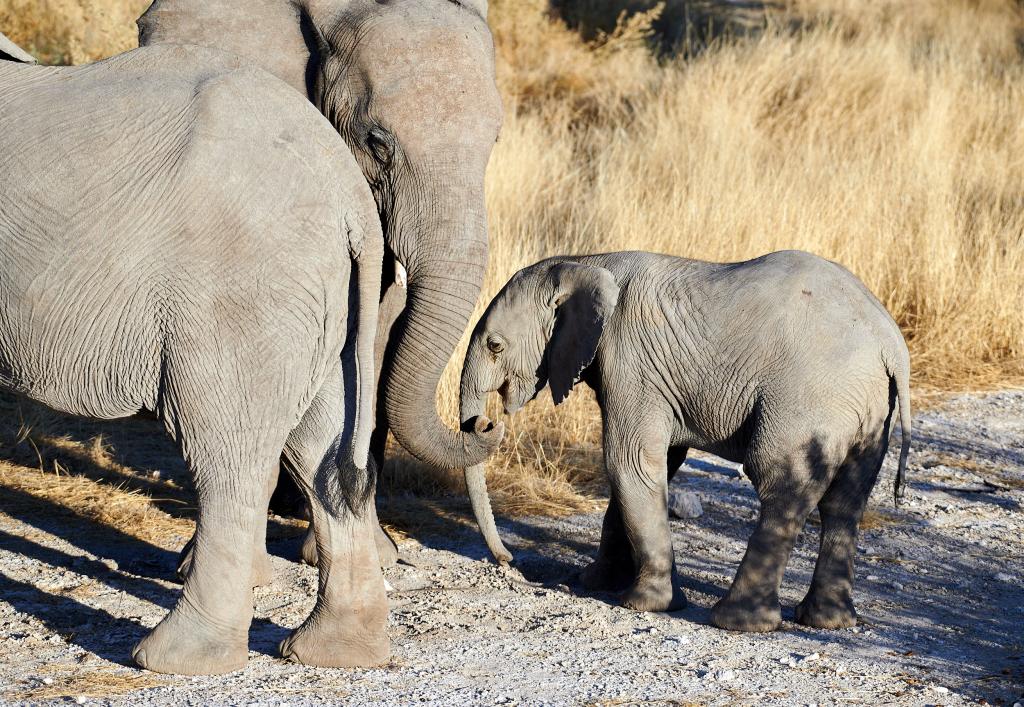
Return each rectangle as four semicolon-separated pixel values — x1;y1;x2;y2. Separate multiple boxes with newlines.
795;590;857;629
710;594;781;633
279;608;389;668
177;540;274;588
620;573;685;612
579;557;634;593
133;605;248;675
300;524;399;569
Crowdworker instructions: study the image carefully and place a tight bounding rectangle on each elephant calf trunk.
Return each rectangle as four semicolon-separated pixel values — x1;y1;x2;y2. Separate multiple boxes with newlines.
463;417;513;565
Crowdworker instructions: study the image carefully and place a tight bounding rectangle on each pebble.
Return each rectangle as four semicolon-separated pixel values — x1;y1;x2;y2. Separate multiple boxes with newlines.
716;669;736;682
994;572;1014;583
668;490;703;519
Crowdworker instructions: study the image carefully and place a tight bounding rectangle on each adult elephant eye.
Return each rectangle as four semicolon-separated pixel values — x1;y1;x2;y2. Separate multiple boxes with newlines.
366;127;394;166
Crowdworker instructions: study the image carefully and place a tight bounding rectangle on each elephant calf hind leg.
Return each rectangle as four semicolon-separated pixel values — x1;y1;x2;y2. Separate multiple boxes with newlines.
796;441;886;629
712;455;826;633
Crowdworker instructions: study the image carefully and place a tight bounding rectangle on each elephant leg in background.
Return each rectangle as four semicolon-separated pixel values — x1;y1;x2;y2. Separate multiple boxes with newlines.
711;441;834;633
579;489;634;592
279;371;389;667
177;467;276;587
299;276;406;570
581;444;688;592
796;433;887;629
603;411;686;613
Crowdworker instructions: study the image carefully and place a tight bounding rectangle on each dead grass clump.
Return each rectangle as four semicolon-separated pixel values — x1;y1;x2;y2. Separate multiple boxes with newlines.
11;668;167;701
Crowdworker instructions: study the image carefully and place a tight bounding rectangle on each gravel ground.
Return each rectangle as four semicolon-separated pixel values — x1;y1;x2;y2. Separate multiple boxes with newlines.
0;391;1021;705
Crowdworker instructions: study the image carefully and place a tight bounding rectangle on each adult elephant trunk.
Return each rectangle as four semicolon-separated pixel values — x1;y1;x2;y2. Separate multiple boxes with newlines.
383;193;503;471
459;379;513;564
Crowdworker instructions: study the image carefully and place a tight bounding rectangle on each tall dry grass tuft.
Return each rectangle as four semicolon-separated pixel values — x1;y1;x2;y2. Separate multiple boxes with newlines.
1;0;1021;519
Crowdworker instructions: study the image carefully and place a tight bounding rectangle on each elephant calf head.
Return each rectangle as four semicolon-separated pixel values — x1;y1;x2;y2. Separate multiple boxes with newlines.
458;259;620;563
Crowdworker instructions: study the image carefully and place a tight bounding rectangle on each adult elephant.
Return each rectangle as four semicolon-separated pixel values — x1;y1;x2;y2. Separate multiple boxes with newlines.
139;0;507;567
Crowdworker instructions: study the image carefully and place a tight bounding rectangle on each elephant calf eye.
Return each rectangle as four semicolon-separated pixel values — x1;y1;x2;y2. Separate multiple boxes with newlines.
487;339;504;354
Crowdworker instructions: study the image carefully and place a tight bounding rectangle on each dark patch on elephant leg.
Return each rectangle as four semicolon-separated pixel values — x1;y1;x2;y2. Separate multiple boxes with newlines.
579;492;634;592
797;435;887;630
712;441;833;633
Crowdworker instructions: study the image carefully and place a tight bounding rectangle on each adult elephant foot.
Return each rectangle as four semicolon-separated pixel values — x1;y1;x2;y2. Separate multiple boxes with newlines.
794;590;857;629
177;536;274;588
579;557;633;593
133;600;249;675
710;595;781;632
279;607;389;668
299;522;399;570
620;574;686;612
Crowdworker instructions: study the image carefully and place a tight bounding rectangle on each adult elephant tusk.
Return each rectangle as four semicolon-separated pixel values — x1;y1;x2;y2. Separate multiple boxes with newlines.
395;259;408;289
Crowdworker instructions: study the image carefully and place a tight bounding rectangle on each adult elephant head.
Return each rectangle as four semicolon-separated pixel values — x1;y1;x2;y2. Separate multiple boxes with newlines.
140;0;504;469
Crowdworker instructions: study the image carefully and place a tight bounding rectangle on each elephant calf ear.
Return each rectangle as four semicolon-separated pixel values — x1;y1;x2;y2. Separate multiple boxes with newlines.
545;263;619;405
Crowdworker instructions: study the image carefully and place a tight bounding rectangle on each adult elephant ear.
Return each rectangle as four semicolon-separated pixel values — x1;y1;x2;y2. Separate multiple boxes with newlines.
0;33;37;63
545;262;620;405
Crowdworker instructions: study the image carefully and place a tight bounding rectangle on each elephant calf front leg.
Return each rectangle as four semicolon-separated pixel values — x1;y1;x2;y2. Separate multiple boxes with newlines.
605;427;686;613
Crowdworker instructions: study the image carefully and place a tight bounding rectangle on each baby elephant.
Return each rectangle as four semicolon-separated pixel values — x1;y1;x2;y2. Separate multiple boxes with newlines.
459;250;911;632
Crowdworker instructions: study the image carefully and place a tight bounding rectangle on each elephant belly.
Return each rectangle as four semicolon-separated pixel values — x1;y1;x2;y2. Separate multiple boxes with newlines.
0;273;160;420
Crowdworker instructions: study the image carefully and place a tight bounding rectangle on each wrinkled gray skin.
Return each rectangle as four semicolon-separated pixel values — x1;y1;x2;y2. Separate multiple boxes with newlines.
0;42;389;673
460;250;912;632
137;0;506;570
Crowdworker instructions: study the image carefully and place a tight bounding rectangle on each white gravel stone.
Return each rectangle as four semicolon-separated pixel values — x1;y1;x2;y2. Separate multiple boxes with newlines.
668;489;703;519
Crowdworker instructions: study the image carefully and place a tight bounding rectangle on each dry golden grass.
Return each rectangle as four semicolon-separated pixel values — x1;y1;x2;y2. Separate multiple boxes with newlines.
9;665;167;701
1;0;1021;519
0;0;147;64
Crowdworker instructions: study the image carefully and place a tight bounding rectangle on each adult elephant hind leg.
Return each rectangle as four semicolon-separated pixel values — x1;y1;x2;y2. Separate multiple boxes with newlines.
299;280;405;571
278;376;389;668
135;444;279;675
796;434;888;629
711;445;833;633
177;466;276;587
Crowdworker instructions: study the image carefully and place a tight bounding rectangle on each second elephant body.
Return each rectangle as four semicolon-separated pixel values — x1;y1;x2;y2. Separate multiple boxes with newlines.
459;250;911;633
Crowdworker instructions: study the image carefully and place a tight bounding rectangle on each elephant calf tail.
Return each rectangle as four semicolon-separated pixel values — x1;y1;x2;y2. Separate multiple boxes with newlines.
885;345;912;507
